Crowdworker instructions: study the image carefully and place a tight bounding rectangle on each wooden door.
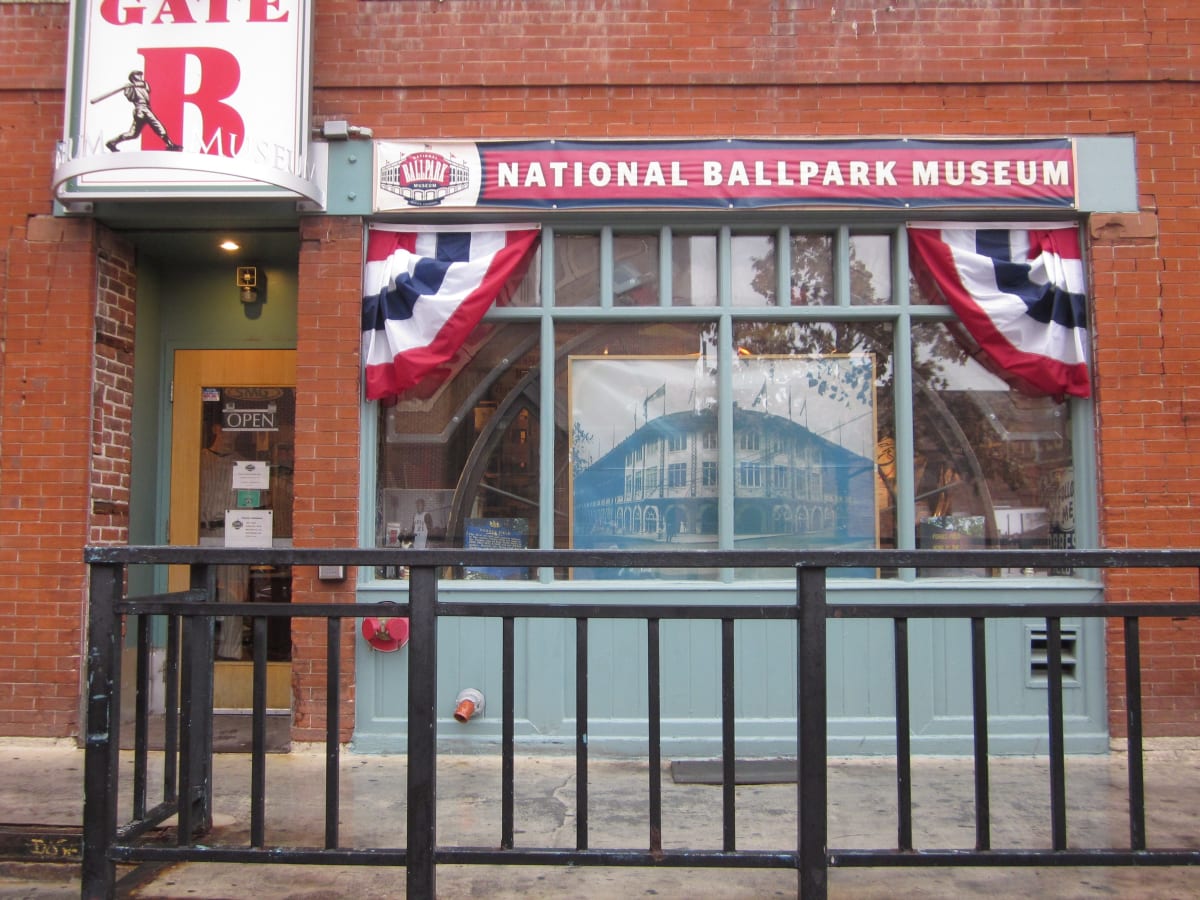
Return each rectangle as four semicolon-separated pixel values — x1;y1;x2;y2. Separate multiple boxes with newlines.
169;349;296;709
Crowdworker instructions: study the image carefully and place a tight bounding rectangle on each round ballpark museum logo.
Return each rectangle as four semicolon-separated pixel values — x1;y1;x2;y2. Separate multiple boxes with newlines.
378;149;471;207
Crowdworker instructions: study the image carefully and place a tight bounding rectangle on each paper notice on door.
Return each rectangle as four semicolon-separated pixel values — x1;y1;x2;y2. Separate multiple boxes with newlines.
232;460;271;490
224;509;274;548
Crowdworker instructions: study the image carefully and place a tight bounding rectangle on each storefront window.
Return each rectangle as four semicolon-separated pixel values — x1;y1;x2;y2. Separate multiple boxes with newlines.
372;222;1086;583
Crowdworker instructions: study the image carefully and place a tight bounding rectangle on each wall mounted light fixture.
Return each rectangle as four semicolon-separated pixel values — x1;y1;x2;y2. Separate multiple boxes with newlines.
237;266;257;303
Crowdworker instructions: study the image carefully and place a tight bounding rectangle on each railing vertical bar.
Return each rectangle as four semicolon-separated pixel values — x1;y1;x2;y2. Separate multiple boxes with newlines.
177;564;215;846
1124;615;1147;851
894;617;912;852
970;616;991;850
648;618;662;853
407;565;439;898
133;614;151;821
797;566;828;900
163;613;180;803
721;617;736;853
82;561;123;900
501;615;516;850
250;615;269;848
1046;615;1068;851
325;616;342;850
576;617;589;851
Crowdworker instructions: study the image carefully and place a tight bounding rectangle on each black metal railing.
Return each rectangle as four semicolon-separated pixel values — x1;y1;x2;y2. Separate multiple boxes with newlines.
81;547;1200;899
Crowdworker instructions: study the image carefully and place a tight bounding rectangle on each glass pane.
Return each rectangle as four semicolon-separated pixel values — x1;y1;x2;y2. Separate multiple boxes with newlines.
912;323;1074;577
554;233;600;306
732;233;777;306
199;387;294;661
789;232;834;306
732;322;894;579
494;243;541;307
671;234;717;306
377;323;541;580
909;266;943;305
557;321;721;580
613;233;660;306
850;234;892;305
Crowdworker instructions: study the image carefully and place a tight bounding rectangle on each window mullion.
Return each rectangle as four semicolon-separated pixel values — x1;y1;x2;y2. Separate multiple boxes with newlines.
835;225;851;307
892;228;917;575
659;226;672;307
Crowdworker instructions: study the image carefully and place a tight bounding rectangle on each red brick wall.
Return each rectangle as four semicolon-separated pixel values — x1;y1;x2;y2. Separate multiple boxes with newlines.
0;214;98;738
291;216;364;743
91;228;136;547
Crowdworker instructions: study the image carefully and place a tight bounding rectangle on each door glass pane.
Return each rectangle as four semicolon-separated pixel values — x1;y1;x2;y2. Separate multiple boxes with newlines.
199;386;294;661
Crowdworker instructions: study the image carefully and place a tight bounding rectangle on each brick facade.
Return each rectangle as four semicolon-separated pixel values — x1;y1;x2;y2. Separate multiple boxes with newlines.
1;0;1198;739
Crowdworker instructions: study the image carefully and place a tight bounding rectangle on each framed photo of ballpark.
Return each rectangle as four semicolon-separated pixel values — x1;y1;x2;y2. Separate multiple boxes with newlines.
567;353;879;579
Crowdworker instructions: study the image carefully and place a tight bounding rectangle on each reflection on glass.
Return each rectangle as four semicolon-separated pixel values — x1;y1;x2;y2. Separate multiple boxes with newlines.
377;324;542;580
554;233;600;306
909;267;943;305
911;323;1074;576
733;233;777;306
850;234;892;305
671;234;717;306
733;321;897;575
614;234;660;306
787;233;834;305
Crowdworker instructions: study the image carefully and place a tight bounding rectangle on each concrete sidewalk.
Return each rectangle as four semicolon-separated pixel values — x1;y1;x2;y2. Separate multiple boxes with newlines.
3;738;1200;898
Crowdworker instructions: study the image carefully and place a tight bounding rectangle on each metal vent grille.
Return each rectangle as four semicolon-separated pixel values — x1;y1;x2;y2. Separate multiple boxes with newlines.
1028;625;1079;685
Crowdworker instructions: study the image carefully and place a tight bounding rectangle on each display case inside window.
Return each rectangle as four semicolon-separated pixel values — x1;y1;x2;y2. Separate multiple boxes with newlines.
911;322;1074;576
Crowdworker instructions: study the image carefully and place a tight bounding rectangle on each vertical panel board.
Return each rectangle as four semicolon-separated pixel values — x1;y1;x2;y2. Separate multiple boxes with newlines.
735;619;798;719
524;619;567;734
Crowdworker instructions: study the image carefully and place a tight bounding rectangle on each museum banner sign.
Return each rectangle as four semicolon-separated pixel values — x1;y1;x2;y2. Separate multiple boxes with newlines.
374;138;1077;212
53;0;322;208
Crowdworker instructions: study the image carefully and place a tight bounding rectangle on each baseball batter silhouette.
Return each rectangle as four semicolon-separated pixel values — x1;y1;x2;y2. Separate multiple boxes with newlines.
102;71;183;152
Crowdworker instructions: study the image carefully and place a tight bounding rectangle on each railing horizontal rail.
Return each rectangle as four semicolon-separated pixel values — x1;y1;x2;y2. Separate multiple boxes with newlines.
115;598;1200;621
84;544;1200;569
831;849;1200;867
82;547;1200;900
